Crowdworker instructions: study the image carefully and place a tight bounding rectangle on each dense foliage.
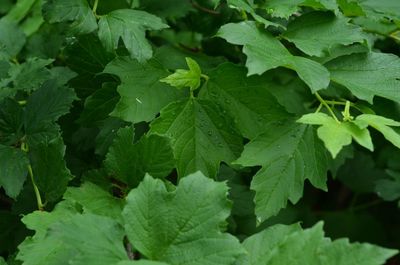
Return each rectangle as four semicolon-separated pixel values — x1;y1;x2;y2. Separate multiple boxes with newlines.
1;0;400;264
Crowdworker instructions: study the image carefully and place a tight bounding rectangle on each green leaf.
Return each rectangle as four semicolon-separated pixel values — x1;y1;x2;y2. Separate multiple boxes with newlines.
263;0;338;19
150;98;243;178
0;257;6;265
227;0;283;28
0;98;24;145
0;145;29;198
98;9;168;62
375;170;400;203
123;172;244;264
5;58;54;92
234;121;328;221
201;63;291;139
48;214;128;265
78;83;119;125
17;201;79;265
64;182;125;222
24;80;77;138
240;222;398;265
117;261;170;265
283;12;366;57
136;0;192;18
217;21;330;92
105;126;175;187
103;57;185;123
160;57;203;91
29;136;72;202
326;52;400;103
354;114;400;149
0;19;25;60
298;112;374;158
42;0;98;34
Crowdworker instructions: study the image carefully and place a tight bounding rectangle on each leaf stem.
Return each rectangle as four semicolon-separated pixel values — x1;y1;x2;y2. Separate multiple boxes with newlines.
92;0;99;15
21;142;44;211
28;164;44;211
315;92;340;123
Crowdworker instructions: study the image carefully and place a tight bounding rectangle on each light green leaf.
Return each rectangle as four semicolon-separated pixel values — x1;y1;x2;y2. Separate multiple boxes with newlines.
29;136;72;202
17;201;79;265
240;222;398;265
354;114;400;149
298;112;374;158
201;63;291;139
105;126;175;187
160;57;203;91
103;57;185;123
42;0;98;34
0;257;6;265
0;145;28;198
217;21;330;92
150;98;243;178
326;52;400;103
64;182;125;223
234;121;328;221
283;12;366;57
123;172;244;265
49;214;128;265
98;9;168;62
0;19;26;59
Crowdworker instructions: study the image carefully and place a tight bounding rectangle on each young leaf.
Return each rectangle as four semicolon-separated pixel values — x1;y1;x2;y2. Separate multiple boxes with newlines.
98;9;168;62
217;21;330;92
105;127;175;187
0;145;29;198
354;114;400;149
200;63;291;139
298;112;374;158
150;98;243;178
326;52;400;104
239;222;397;264
42;0;98;34
123;172;244;264
234;121;328;221
283;12;366;57
160;57;203;91
103;57;185;123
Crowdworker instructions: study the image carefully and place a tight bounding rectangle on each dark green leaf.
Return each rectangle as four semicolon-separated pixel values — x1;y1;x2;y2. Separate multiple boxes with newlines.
0;145;29;198
105;127;175;187
103;57;185;123
98;9;168;62
150;98;243;178
235;121;328;221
